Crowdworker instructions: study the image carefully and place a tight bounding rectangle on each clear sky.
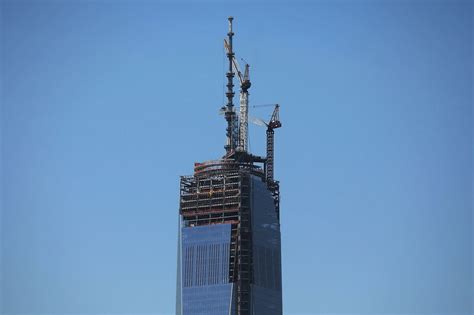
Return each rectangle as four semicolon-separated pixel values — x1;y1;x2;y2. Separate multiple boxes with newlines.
1;1;472;314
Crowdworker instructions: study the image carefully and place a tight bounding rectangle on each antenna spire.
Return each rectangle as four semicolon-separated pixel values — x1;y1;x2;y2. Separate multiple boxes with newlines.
224;16;237;154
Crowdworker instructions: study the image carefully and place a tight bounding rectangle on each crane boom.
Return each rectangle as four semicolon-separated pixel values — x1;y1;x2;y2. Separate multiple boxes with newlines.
224;39;244;84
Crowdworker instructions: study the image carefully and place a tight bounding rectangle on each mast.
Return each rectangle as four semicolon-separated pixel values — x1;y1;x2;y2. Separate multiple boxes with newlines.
224;16;237;154
238;64;250;152
224;38;251;153
265;104;281;183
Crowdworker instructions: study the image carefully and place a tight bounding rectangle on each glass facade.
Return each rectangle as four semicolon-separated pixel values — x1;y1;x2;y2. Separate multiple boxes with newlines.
250;176;283;314
176;224;235;315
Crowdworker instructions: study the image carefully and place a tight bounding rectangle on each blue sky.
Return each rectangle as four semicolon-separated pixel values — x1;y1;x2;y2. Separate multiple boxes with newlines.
1;1;472;314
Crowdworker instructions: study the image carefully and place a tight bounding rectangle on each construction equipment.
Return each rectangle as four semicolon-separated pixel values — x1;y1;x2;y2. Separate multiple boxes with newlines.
265;105;281;183
250;104;282;183
224;38;251;153
222;18;282;185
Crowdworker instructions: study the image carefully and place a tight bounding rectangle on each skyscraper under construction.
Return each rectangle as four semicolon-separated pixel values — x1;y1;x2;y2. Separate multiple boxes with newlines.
176;17;283;315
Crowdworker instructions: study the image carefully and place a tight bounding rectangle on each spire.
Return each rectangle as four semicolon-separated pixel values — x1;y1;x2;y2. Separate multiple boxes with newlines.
224;16;236;154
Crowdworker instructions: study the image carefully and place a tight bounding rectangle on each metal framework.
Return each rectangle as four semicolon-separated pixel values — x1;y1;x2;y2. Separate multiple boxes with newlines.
178;17;282;315
180;162;258;313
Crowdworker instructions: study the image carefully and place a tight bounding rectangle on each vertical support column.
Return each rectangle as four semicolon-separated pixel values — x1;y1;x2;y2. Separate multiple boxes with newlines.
236;172;252;315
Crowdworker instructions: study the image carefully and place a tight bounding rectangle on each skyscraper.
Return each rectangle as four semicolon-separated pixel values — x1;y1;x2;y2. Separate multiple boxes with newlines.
176;17;282;315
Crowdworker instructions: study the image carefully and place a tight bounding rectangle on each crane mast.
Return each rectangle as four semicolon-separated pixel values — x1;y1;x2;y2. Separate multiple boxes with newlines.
265;105;281;183
238;64;250;152
266;128;275;182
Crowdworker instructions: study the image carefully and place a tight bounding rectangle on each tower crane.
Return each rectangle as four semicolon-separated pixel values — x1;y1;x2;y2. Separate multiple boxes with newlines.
265;105;281;183
224;38;251;152
249;104;282;183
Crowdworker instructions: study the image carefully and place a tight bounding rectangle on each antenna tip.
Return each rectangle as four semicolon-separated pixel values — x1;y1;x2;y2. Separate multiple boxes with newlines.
228;16;234;33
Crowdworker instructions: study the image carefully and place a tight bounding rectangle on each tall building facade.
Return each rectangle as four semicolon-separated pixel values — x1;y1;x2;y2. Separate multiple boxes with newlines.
176;17;282;315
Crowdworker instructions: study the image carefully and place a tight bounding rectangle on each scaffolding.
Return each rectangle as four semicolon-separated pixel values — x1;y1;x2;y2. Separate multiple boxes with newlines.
180;159;280;314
